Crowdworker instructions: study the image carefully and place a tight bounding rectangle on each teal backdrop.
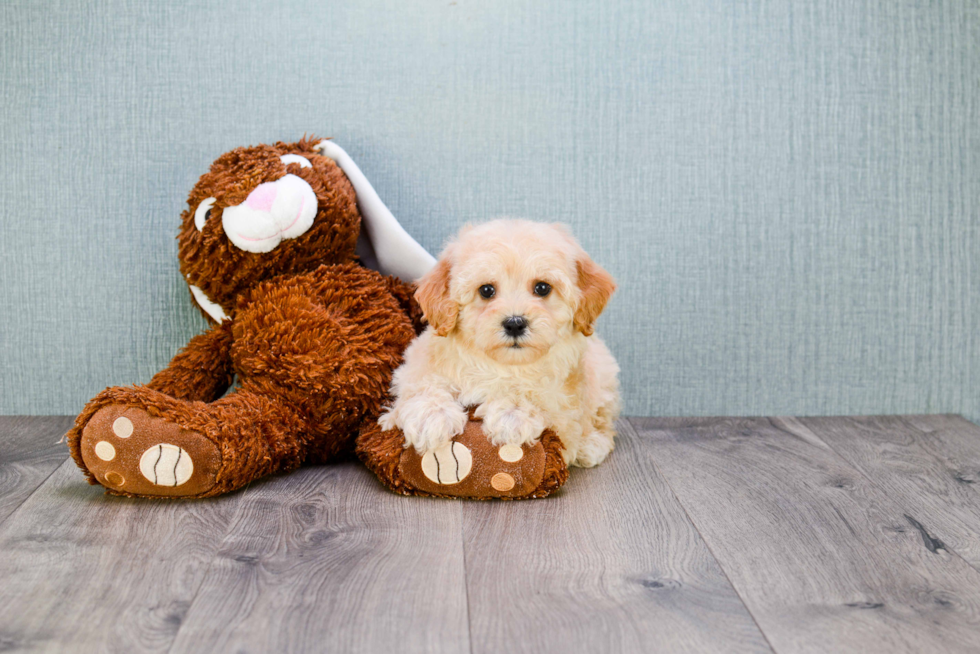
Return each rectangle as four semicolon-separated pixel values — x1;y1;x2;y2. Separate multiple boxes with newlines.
1;0;978;421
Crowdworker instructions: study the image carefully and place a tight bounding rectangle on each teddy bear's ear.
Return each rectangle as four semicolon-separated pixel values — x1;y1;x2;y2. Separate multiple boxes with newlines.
314;141;436;283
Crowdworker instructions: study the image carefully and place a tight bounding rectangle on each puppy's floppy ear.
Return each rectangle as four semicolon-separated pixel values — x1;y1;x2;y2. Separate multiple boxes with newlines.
573;255;616;336
414;251;458;337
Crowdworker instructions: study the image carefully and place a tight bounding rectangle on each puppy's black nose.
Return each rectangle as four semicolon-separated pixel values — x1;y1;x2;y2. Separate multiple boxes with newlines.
502;315;529;337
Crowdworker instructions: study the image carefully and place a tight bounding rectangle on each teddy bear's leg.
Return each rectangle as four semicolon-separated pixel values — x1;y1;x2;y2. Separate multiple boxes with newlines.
357;411;569;500
69;380;310;499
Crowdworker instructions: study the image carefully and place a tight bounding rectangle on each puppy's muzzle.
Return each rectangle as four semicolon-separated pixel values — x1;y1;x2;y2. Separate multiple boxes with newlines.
502;315;529;338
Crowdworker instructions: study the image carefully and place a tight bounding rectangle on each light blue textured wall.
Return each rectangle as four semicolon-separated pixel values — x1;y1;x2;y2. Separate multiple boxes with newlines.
1;0;977;420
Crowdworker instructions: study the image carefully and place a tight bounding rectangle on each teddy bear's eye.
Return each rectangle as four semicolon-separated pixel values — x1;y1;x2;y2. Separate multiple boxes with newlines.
194;197;217;232
280;154;312;169
478;284;496;299
533;281;552;297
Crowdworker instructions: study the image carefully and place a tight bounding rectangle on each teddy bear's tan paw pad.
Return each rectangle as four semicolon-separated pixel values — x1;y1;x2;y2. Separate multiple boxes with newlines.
420;441;473;485
80;405;220;497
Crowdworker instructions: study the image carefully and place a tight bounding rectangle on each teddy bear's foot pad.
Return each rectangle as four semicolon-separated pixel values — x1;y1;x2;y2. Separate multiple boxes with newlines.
358;411;568;500
79;405;221;497
398;420;555;499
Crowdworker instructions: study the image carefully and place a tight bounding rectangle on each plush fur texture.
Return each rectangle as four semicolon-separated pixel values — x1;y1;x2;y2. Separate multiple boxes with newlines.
178;137;363;318
67;139;421;498
380;220;622;467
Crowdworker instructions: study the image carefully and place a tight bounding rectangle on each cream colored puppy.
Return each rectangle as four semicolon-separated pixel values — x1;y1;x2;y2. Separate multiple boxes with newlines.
379;219;620;467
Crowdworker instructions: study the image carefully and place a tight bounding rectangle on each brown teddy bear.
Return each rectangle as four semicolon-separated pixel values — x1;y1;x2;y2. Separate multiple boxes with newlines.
67;137;568;500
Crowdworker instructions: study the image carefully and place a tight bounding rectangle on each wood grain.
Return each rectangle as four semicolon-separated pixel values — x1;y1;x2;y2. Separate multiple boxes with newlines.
167;462;470;654
787;416;980;569
630;416;980;654
460;420;772;654
0;457;243;653
0;416;72;525
6;415;980;653
900;415;980;489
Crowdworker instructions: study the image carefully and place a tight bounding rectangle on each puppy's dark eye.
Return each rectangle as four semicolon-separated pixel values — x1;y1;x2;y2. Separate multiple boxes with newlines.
533;282;552;297
479;284;496;299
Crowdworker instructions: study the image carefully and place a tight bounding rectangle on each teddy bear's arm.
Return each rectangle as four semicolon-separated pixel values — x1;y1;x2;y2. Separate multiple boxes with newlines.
145;321;235;402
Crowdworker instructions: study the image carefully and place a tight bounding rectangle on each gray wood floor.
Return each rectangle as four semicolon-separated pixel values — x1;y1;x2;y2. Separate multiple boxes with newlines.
2;415;980;653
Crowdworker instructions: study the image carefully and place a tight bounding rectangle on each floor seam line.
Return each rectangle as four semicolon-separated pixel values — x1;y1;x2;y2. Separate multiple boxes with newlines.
163;481;255;654
460;501;475;654
623;418;779;654
0;455;71;529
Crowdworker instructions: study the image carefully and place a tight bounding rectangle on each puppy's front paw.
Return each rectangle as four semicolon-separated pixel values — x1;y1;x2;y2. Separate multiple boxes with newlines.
476;400;545;447
396;395;468;454
571;431;615;467
378;410;398;432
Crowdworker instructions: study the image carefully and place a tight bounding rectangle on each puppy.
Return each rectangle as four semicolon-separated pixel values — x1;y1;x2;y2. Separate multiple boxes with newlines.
379;219;620;467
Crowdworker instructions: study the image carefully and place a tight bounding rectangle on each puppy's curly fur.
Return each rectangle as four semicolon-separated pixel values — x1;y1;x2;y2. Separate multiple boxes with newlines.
380;219;621;467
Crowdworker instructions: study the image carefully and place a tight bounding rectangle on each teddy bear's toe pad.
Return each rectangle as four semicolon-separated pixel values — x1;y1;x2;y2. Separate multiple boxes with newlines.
80;405;220;497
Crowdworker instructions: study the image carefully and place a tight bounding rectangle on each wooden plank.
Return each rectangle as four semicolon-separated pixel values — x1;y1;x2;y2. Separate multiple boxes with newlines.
901;415;980;485
630;416;980;654
0;416;72;525
461;420;773;654
168;462;470;654
788;416;980;569
0;457;243;653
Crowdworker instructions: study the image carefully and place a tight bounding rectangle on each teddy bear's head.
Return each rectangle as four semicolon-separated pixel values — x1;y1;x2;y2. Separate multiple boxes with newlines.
177;137;361;322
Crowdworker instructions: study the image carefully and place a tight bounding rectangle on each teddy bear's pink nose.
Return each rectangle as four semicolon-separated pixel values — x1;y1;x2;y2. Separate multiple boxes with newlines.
245;182;277;212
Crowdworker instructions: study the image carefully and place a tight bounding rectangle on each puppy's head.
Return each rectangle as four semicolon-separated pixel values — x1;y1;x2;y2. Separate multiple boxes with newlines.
415;219;616;364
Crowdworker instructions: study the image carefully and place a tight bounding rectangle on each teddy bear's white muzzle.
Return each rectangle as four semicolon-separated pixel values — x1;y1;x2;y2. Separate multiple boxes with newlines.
221;174;317;253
